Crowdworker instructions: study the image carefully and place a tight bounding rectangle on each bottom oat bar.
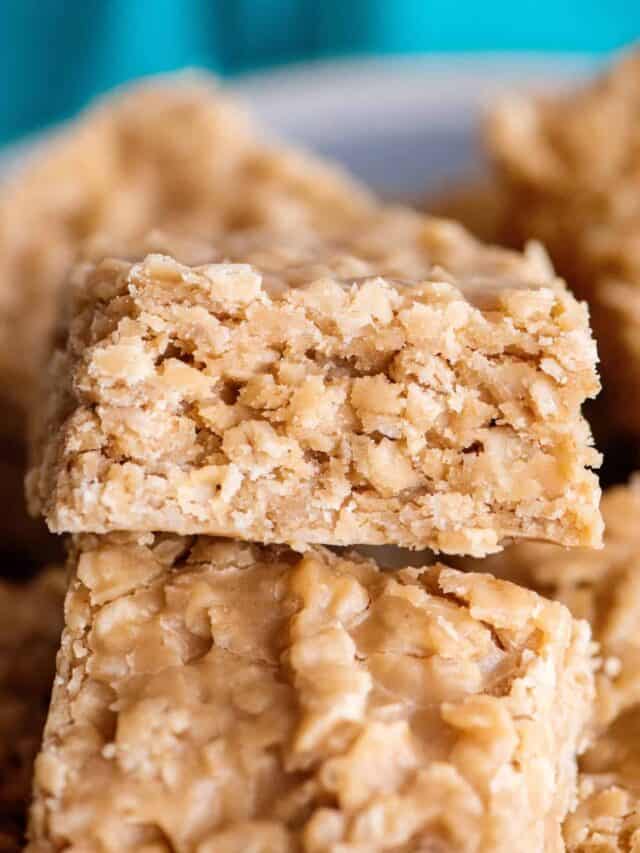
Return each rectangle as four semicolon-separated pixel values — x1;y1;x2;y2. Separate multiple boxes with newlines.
0;569;65;852
26;537;594;853
464;479;640;852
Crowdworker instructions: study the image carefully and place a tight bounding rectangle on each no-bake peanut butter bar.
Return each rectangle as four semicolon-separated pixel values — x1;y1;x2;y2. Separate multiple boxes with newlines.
462;479;640;851
27;212;603;555
26;537;594;853
486;50;640;433
0;568;65;852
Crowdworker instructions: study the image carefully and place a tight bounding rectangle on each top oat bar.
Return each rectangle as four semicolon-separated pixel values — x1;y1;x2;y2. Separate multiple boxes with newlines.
28;210;603;554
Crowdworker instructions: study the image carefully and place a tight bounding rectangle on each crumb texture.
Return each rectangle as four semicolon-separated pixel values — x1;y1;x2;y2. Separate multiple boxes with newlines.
487;50;640;430
463;478;640;851
467;479;640;728
0;569;65;850
0;74;376;558
27;538;594;853
0;75;374;427
28;215;602;554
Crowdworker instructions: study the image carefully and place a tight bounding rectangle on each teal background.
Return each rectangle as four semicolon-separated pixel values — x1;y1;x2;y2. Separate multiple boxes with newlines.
1;0;637;145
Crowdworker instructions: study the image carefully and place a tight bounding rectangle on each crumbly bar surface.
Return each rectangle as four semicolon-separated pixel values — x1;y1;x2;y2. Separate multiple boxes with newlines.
462;479;640;851
0;568;65;851
466;479;640;727
0;73;375;435
487;49;640;431
27;537;594;853
27;214;602;554
0;74;375;559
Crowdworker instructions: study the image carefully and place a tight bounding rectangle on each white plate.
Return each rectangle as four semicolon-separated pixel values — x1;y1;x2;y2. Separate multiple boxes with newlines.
1;53;599;198
234;53;600;197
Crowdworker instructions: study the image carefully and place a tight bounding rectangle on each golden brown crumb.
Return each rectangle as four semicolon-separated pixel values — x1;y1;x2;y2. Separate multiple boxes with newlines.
27;537;594;852
564;710;640;852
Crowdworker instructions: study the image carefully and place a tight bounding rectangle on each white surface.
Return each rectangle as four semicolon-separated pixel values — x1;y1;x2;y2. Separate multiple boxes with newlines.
0;53;599;198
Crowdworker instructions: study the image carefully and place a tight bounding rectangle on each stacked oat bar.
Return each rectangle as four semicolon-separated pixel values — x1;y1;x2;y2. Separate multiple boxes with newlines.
17;115;608;851
27;214;602;553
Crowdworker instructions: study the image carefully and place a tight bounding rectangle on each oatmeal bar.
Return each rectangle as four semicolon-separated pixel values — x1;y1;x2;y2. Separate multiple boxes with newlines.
0;568;65;851
27;212;602;554
486;49;640;432
26;537;594;853
460;479;640;851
